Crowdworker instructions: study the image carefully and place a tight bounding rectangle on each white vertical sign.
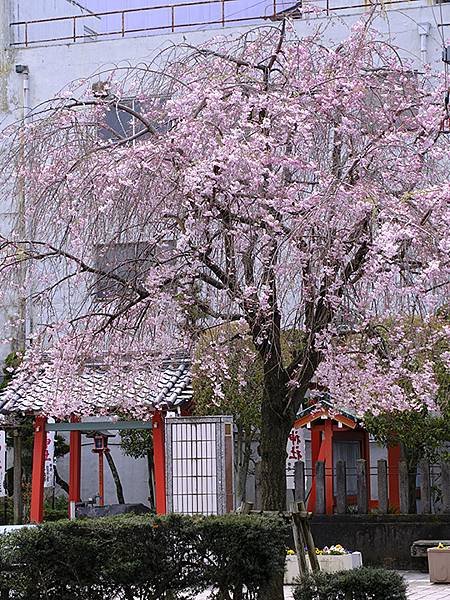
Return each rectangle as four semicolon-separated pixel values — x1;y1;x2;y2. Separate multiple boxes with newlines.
44;420;55;488
0;431;6;497
286;428;306;490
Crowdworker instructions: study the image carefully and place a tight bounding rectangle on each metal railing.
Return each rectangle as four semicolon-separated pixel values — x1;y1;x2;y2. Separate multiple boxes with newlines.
10;0;427;48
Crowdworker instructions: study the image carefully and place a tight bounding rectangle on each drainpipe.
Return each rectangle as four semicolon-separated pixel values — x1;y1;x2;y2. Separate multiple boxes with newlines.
417;23;431;66
12;64;29;526
14;64;29;353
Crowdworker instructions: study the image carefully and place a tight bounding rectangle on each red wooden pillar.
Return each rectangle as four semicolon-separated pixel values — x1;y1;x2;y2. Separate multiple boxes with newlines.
69;416;81;515
98;451;105;507
307;426;322;512
152;411;166;514
388;445;401;510
30;416;47;523
323;419;334;515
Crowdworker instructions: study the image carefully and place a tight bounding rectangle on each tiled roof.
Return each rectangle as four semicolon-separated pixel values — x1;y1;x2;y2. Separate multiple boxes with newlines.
296;394;359;423
0;359;193;418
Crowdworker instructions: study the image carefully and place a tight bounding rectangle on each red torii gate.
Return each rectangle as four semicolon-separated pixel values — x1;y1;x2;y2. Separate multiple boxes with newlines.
29;412;168;523
0;359;193;523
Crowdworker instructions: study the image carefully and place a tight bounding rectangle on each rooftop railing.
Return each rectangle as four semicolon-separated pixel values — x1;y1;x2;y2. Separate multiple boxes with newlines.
10;0;429;49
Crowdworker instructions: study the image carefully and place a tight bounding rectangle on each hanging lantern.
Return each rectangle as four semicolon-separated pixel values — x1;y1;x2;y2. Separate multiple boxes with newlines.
93;433;108;452
86;430;113;453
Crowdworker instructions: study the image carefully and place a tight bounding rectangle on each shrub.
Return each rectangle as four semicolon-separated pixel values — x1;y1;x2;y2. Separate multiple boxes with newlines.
293;567;408;600
44;496;69;521
0;513;288;599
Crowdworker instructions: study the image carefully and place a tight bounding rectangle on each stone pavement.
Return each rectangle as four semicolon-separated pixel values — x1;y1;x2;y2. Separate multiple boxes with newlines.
196;573;450;599
402;571;450;600
279;572;450;599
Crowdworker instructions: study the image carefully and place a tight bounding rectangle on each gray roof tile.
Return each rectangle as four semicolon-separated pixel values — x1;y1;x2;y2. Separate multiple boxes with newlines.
0;359;193;418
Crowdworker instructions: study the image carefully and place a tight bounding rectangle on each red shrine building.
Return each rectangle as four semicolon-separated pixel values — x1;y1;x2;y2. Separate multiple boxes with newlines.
292;396;402;515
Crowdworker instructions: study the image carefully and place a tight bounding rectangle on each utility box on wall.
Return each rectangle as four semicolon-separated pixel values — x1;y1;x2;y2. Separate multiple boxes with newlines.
165;416;234;515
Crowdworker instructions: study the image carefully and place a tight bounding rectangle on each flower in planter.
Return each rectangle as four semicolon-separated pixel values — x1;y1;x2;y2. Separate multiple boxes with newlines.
316;544;349;555
436;543;450;550
286;549;296;555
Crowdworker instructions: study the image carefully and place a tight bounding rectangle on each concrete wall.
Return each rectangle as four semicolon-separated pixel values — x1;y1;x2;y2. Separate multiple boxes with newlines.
311;514;450;570
12;0;101;46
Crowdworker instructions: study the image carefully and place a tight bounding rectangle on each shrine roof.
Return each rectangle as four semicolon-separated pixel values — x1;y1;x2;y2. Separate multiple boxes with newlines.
0;358;193;419
295;395;360;428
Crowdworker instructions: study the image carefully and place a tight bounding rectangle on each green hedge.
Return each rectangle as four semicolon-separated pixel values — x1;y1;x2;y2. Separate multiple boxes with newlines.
0;513;288;599
294;567;407;600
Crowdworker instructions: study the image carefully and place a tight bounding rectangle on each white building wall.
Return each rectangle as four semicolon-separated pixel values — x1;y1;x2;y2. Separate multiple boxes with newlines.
0;0;449;504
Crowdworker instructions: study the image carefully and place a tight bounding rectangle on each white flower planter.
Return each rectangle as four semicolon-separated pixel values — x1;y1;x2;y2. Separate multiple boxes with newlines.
428;548;450;583
317;553;353;573
284;555;300;585
351;551;363;569
284;551;363;584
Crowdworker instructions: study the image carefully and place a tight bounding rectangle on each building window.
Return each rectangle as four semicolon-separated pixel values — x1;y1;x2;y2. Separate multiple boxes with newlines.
93;240;174;300
98;97;171;144
99;99;146;144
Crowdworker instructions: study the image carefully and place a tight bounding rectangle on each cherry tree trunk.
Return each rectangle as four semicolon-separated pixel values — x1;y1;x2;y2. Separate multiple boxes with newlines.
259;384;293;600
260;398;291;512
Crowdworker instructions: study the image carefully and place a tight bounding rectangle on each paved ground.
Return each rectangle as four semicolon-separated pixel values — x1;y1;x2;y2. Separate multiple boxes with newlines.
403;571;450;600
276;572;450;600
197;573;450;599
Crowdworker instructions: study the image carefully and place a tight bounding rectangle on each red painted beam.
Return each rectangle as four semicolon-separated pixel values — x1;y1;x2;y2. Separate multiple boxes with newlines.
307;427;323;512
388;445;401;511
152;411;167;514
30;416;47;523
69;416;82;515
363;430;371;504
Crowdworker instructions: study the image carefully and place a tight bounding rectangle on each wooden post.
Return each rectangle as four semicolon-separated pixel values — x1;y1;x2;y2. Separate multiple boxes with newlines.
294;461;305;503
291;502;308;576
377;459;389;514
68;416;81;516
298;501;320;573
254;461;262;511
241;501;253;514
356;459;368;514
224;421;234;513
323;420;334;515
13;429;23;525
336;460;347;515
441;461;450;514
315;461;325;514
419;460;431;515
152;411;166;515
399;460;409;514
30;416;47;524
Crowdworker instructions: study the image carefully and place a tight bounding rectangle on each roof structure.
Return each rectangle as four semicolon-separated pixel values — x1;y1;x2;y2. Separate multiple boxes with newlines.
0;358;193;418
294;395;360;429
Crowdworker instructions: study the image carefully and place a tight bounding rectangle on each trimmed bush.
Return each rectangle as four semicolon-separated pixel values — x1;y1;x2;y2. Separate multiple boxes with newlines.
293;567;408;600
0;513;288;599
